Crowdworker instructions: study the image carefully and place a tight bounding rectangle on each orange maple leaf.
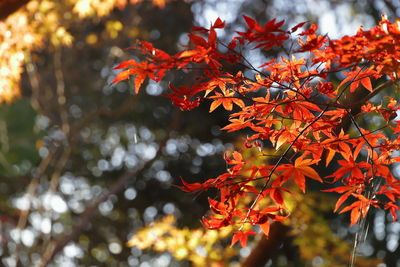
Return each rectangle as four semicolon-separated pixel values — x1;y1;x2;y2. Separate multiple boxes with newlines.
276;154;321;192
230;230;257;247
209;92;245;112
112;60;156;93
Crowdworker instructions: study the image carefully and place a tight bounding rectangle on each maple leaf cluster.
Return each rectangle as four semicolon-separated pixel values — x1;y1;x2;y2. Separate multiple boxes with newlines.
113;15;400;247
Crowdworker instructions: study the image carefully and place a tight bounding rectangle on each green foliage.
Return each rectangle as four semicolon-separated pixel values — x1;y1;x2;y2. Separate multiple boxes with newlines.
0;98;40;176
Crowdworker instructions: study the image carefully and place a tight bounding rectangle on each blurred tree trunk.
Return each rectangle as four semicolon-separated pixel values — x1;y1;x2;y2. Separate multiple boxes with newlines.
0;0;30;20
242;222;291;267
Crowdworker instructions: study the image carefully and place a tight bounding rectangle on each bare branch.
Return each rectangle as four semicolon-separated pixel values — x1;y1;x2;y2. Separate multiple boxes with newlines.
36;109;181;266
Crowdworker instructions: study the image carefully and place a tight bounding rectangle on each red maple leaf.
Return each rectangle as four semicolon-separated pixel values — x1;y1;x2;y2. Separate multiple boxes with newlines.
230;230;257;247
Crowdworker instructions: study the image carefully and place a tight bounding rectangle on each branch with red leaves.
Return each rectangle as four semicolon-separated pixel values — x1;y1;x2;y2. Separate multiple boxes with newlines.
112;14;400;258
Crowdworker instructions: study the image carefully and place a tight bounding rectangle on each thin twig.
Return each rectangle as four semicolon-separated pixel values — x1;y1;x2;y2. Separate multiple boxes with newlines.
12;146;57;265
239;104;329;230
346;110;377;267
54;48;70;135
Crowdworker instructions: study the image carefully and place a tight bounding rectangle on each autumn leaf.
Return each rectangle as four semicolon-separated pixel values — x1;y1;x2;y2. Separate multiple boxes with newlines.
299;23;318;36
177;50;198;59
209;92;245;112
189;33;207;47
111;69;131;84
334;192;353;212
325;148;336;167
112;15;400;244
338;67;380;93
259;221;271;237
230;231;256;247
243;15;263;32
277;155;321;193
294;155;322;182
221;118;253;132
202;215;230;229
112;61;156;93
238;16;288;50
208;197;229;215
166;94;200;111
270;188;285;206
175;177;209;192
212;17;225;29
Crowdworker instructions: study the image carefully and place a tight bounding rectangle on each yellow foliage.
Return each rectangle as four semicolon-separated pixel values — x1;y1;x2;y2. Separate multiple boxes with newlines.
73;0;125;18
0;1;74;102
106;20;124;39
127;215;239;266
126;143;384;266
131;0;172;9
86;33;99;45
0;0;170;103
288;192;383;266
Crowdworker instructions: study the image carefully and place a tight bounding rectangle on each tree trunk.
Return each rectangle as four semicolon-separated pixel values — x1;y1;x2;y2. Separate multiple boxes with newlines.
0;0;30;21
242;222;291;267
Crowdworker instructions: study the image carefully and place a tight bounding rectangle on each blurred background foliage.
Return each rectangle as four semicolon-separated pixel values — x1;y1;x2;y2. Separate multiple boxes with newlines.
0;0;399;266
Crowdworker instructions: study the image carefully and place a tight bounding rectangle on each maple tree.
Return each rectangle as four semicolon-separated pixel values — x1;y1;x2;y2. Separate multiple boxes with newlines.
113;14;400;263
1;0;399;265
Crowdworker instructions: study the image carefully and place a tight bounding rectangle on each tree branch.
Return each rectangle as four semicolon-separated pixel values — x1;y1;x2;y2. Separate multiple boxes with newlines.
242;78;397;267
242;222;291;267
36;109;180;266
0;0;30;21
